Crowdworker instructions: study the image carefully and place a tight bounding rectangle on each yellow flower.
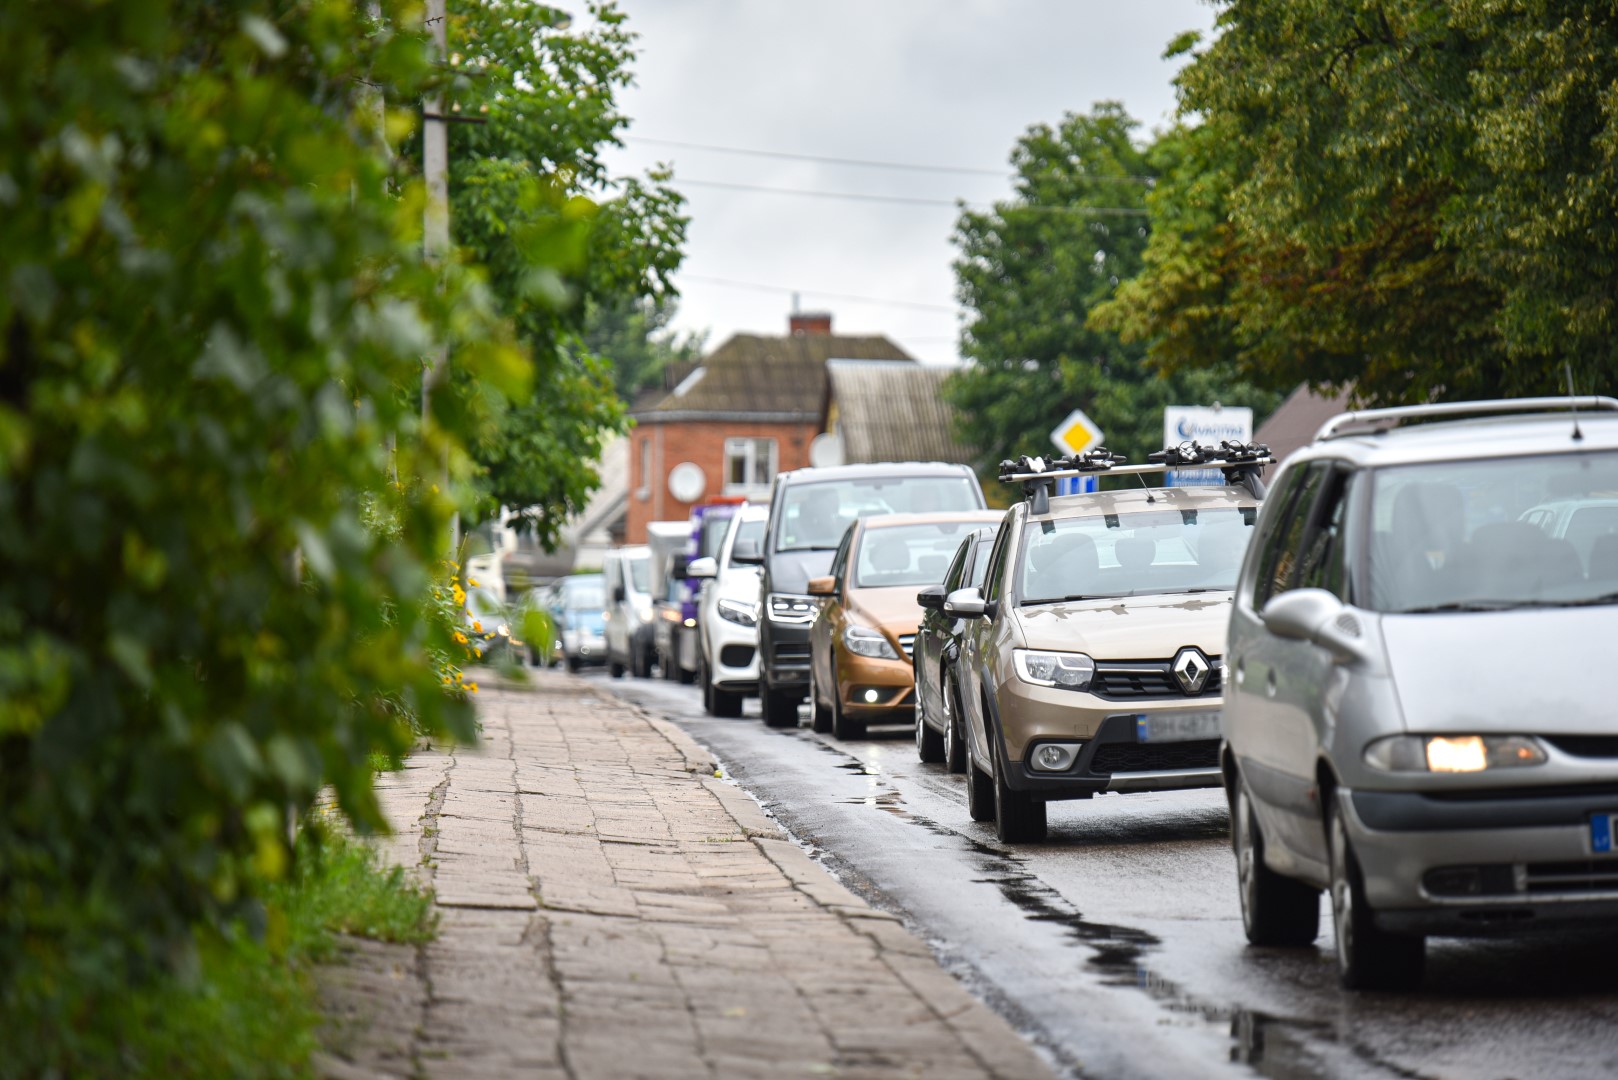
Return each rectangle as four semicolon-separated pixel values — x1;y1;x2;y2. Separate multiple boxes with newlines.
472;621;482;632
454;631;467;644
468;577;480;587
441;675;451;685
466;682;479;693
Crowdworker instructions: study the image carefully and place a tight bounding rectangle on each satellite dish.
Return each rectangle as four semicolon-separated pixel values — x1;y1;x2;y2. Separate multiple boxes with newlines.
809;432;845;468
668;461;706;503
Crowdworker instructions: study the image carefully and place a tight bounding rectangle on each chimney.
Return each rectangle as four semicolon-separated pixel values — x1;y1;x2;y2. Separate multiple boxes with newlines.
789;311;833;337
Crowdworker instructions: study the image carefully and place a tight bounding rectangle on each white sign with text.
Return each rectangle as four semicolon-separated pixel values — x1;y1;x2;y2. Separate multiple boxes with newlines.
1163;406;1253;486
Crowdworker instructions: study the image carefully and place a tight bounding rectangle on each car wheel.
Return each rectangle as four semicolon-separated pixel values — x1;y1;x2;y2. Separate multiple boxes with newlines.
761;685;799;729
1328;796;1424;991
810;664;833;734
609;659;625;679
916;699;944;763
943;671;968;775
991;732;1047;843
966;731;996;823
829;661;866;740
700;657;715;714
566;656;580;674
1234;778;1320;946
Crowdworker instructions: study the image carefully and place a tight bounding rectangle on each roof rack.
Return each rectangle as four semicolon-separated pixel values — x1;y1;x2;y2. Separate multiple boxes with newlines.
1314;396;1618;442
998;441;1274;513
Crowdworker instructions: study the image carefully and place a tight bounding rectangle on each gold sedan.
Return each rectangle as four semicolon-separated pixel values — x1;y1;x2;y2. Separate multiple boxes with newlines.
807;511;1004;739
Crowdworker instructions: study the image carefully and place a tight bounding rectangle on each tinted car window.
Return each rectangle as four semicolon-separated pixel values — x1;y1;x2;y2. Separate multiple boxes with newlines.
1019;507;1256;603
854;522;982;589
968;537;996;589
941;537;972;592
980;520;1012;603
1296;470;1356;600
1255;464;1326;609
727;518;765;566
777;476;982;552
1365;449;1618;612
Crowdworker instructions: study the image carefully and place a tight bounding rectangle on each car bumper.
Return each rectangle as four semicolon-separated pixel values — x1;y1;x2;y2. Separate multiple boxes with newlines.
707;616;760;691
561;630;607;664
837;652;915;720
760;618;812;694
1342;784;1618;935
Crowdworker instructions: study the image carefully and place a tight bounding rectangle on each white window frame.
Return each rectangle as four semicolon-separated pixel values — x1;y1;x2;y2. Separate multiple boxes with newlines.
723;436;777;496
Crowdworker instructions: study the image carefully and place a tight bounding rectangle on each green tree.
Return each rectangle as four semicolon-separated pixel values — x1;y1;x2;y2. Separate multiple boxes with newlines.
443;1;689;545
583;294;707;400
948;104;1277;472
1102;2;1618;404
0;0;543;1050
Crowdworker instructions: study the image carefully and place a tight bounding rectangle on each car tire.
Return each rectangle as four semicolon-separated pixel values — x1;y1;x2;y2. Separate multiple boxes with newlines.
761;685;799;729
991;731;1047;843
916;704;944;763
943;671;968;775
966;735;996;823
706;658;744;719
829;661;866;740
1234;778;1320;947
610;659;625;679
1328;797;1424;991
566;656;581;674
810;666;833;734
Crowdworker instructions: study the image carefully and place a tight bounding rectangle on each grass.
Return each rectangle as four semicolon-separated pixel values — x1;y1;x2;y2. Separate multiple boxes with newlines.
9;827;435;1079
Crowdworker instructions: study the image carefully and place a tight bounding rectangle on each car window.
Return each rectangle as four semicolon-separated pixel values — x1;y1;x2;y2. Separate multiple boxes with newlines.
627;555;650;594
1296;469;1356;600
980;518;1013;603
726;518;765;567
1365;448;1618;612
968;537;996;589
562;580;604;610
941;536;972;592
853;521;983;589
828;525;854;590
776;476;982;552
1019;506;1257;603
1255;464;1326;610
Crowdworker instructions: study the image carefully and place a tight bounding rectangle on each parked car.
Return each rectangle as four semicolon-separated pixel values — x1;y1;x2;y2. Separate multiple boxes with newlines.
947;447;1266;842
736;462;987;728
602;545;654;678
806;512;1002;740
688;504;769;717
648;521;700;684
914;526;999;770
1223;397;1618;991
547;574;606;672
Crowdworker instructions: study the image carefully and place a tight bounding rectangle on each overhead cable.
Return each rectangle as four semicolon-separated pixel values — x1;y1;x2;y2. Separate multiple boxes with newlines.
674;178;1149;216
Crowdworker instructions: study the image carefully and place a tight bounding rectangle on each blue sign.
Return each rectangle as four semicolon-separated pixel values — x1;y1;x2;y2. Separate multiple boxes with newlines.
1058;475;1098;496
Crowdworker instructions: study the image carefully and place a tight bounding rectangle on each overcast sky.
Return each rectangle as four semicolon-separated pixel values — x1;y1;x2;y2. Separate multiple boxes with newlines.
591;1;1216;366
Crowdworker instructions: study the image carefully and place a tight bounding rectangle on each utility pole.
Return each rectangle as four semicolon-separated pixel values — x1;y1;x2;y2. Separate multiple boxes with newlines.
422;0;457;550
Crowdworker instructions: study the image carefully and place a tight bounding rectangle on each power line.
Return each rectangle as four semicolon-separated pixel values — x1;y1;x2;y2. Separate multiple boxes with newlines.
681;273;959;314
674;177;1150;216
627;135;1158;185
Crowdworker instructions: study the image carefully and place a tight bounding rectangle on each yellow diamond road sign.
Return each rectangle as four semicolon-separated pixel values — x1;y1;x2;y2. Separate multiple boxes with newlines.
1050;408;1104;456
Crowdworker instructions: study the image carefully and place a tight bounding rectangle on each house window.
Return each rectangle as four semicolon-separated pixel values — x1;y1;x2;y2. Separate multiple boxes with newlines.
724;437;777;495
637;437;652;501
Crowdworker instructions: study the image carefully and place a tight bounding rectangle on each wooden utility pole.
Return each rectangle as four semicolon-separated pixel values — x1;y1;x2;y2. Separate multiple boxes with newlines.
422;0;457;549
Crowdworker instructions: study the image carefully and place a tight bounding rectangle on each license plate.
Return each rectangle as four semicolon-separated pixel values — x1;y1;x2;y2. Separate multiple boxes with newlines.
1593;814;1617;855
1136;711;1222;744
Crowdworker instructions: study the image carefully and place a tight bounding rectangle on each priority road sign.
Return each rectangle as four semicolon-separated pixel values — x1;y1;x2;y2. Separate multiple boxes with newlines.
1050;408;1104;457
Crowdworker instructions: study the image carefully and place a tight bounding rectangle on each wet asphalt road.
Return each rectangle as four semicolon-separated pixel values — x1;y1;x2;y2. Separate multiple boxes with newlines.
588;671;1618;1080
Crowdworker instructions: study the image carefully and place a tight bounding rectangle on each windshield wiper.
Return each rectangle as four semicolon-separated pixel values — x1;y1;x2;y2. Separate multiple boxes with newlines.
1399;600;1539;613
1533;591;1618;609
1023;593;1126;606
777;545;840;553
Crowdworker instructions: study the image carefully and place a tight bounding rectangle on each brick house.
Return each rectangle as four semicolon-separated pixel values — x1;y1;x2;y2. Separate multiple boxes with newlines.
624;313;912;543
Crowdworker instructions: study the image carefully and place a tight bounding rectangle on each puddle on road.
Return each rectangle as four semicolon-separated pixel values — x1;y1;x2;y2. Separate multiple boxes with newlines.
835;761;881;776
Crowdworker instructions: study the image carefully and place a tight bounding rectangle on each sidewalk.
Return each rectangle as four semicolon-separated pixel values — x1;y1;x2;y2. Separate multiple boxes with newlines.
316;673;1055;1080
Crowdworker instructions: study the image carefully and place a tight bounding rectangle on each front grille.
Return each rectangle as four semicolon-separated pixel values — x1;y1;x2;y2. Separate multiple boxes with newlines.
898;634;916;660
1092;660;1222;700
1545;736;1618;759
773;641;811;666
718;644;755;668
1526;860;1618;893
1089;739;1220;775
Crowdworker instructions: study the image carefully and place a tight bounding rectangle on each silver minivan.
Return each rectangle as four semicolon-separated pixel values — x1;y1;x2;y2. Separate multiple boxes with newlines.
1223;398;1618;990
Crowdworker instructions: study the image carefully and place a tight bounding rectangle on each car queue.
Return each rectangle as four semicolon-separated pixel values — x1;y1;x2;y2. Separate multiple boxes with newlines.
560;395;1618;993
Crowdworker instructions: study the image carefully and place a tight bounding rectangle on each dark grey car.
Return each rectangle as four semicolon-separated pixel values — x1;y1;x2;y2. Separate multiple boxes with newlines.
914;527;998;772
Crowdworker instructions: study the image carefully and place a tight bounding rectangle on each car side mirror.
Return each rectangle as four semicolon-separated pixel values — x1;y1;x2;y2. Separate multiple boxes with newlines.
685;556;717;580
943;586;988;619
731;538;763;565
807;576;837;597
1261;588;1363;663
917;584;946;610
612;584;626;603
671;554;691;580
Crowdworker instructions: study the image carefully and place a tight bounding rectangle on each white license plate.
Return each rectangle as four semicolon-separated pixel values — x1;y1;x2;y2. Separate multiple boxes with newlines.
1593;814;1617;855
1136;711;1222;744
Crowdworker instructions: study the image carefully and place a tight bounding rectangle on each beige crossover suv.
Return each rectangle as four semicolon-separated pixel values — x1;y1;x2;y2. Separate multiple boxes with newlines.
946;446;1268;842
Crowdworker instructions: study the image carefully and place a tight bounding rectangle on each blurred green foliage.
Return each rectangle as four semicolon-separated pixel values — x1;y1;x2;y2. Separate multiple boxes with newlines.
948;104;1278;470
0;0;568;1055
1095;1;1618;404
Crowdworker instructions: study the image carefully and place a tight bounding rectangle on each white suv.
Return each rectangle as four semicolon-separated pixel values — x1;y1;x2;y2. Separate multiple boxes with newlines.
688;505;768;717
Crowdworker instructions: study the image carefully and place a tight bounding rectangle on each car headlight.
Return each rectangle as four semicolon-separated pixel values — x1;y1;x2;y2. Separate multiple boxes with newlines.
1013;649;1096;691
717;597;758;626
767;593;816;624
843;624;899;660
635;601;654;623
1363;734;1548;773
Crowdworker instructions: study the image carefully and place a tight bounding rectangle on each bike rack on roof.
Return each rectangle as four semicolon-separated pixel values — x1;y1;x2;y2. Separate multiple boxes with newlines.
1314;396;1618;442
998;441;1274;514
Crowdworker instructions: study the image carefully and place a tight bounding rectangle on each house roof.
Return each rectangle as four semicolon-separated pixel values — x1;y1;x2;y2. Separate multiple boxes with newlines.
1255;383;1356;463
825;360;978;466
634;333;913;423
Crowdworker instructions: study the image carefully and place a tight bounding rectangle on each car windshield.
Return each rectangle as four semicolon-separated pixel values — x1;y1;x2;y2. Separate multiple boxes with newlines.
854;521;985;588
1019;507;1256;603
1365;449;1618;612
777;476;981;552
561;579;603;610
697;513;732;559
729;518;765;564
627;555;650;594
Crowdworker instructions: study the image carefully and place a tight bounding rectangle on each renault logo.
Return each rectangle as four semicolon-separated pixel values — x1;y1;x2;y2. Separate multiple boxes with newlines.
1172;647;1211;694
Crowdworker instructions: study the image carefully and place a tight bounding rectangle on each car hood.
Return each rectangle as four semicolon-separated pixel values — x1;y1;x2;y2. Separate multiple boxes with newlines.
767;549;836;594
847;586;926;637
1382;606;1618;733
1014;592;1232;659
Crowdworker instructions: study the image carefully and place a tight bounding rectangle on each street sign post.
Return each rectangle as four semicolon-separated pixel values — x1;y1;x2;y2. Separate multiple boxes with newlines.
1051;409;1103;495
1162;405;1253;486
